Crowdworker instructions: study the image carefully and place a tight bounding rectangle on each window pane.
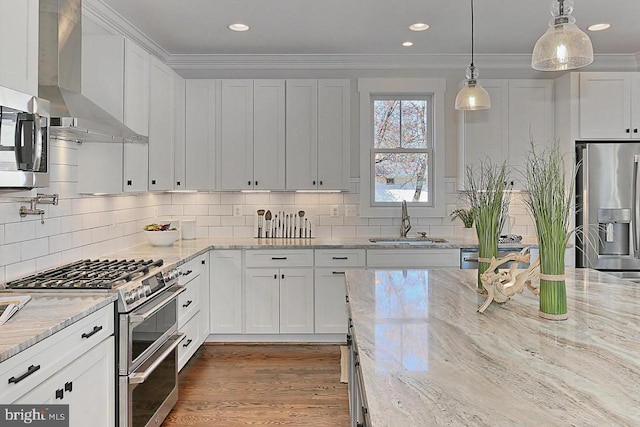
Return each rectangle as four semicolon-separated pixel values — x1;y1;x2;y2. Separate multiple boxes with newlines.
401;100;429;149
374;152;429;203
373;100;400;149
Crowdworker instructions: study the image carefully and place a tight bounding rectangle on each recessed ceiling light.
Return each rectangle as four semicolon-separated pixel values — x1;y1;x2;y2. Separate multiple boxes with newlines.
402;41;414;47
409;23;430;32
588;23;611;32
228;23;250;32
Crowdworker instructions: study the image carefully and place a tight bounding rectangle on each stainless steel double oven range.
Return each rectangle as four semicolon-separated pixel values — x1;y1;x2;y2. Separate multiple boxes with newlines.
6;258;185;427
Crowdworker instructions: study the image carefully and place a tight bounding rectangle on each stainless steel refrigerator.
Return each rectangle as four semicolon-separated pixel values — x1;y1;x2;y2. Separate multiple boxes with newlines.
576;141;640;282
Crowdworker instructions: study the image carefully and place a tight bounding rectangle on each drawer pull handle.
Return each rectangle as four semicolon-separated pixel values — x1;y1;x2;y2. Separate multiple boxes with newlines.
183;270;193;276
333;271;346;275
183;300;193;308
56;388;64;400
271;257;287;260
81;325;103;339
183;339;193;348
332;256;349;260
463;257;478;263
8;365;41;384
65;381;73;392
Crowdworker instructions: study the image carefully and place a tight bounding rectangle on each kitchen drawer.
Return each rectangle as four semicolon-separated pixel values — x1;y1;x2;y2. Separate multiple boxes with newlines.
245;249;313;268
178;280;200;328
179;254;207;286
178;313;200;371
366;249;459;268
0;303;115;402
315;249;366;267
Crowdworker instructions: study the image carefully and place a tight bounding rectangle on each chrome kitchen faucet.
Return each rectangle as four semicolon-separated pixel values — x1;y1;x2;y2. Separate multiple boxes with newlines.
400;200;411;237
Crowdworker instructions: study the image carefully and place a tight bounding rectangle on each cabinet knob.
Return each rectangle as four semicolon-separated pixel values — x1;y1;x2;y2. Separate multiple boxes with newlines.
65;381;73;392
635;129;639;134
201;260;206;265
56;389;64;399
127;180;132;186
281;274;285;279
627;128;631;133
255;181;258;186
312;180;316;185
151;179;156;185
274;274;277;279
319;180;323;185
176;181;181;186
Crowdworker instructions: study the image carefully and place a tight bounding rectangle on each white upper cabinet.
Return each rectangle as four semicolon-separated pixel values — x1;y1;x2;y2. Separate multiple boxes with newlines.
185;79;217;190
148;57;175;191
0;0;38;95
220;80;254;190
286;79;350;190
253;79;286;190
459;79;554;190
82;34;125;122
123;142;149;193
174;76;186;190
124;39;149;137
219;80;285;190
286;80;318;190
77;142;148;194
317;80;350;190
579;72;640;139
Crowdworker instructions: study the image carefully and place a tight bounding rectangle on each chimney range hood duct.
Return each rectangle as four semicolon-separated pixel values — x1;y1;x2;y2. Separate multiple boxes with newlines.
39;0;147;143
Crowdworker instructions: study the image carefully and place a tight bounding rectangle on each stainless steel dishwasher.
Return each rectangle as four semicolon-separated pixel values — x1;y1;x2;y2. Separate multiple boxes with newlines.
459;247;530;269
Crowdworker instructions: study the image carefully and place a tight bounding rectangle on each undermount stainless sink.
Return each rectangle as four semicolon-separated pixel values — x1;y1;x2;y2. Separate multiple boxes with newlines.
368;237;447;245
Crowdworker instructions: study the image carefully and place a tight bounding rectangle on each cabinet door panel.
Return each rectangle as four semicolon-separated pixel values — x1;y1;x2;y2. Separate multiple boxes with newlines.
254;80;285;190
210;251;242;334
318;80;350;190
124;39;149;136
632;75;640;137
579;73;631;139
220;80;254;190
508;80;554;189
279;268;314;334
123;142;149;193
185;80;217;190
458;80;508;189
286;80;318;190
174;77;186;189
314;269;348;334
148;58;175;191
77;143;123;194
0;0;38;95
245;269;279;334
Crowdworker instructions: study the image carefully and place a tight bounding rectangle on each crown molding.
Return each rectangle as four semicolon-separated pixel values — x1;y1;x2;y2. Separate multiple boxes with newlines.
85;1;639;73
83;0;170;61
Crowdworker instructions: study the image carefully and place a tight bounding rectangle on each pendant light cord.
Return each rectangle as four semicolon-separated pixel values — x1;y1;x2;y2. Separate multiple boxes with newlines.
470;0;475;67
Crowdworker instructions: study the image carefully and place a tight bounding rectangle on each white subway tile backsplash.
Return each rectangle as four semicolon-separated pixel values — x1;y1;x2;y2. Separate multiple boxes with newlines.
60;215;83;233
209;205;232;216
197;216;221;227
0;225;4;245
244;193;270;205
36;253;62;271
331;226;356;237
5;260;36;282
182;204;208;216
5;221;36;244
208;227;233;237
171;193;198;205
82;212;102;229
35;218;61;239
319;216;344;226
294;193;319;205
221;216;246;227
196;193;220;205
50;233;73;253
269;193;295;205
221;193;245;204
0;243;21;265
72;229;92;247
356;226;381;237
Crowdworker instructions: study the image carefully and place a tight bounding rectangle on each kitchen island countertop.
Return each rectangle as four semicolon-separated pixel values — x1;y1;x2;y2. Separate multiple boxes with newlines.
345;268;640;426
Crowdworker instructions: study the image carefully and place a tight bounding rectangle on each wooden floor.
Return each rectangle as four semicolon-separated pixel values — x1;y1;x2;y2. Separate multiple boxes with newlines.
163;344;349;426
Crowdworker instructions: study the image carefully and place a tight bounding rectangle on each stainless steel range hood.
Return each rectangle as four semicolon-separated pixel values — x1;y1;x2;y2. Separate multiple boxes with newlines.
39;0;147;143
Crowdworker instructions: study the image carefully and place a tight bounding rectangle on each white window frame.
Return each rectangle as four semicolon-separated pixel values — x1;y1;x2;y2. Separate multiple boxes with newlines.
358;78;446;218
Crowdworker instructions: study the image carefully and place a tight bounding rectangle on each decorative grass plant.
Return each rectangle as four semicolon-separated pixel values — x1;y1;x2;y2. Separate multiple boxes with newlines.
524;143;573;320
450;208;475;228
462;161;511;291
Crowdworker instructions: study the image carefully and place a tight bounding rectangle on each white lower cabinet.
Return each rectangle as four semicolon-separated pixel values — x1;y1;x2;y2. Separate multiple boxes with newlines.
314;269;348;334
245;267;314;334
210;250;243;334
14;337;115;427
177;253;209;370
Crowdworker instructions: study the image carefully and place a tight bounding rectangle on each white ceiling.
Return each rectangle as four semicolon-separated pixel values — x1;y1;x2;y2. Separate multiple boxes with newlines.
100;0;639;57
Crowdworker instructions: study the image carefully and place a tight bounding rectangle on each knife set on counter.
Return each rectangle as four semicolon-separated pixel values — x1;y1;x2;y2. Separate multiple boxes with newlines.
256;209;311;238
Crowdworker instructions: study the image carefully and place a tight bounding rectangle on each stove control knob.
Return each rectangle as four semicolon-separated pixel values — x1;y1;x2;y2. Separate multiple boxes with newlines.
125;291;136;304
136;286;146;300
142;285;152;296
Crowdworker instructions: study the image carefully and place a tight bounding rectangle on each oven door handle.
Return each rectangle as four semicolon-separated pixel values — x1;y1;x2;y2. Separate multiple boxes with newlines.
130;286;186;325
129;333;185;385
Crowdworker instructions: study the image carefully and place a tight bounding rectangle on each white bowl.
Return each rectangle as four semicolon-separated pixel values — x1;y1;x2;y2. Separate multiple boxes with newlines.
144;229;180;246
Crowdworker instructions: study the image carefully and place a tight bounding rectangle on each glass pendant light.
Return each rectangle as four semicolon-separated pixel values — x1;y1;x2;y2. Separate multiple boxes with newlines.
455;0;490;111
532;0;593;71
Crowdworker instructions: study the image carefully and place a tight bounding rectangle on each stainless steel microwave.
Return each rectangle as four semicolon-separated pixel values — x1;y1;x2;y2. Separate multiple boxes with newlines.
0;86;50;190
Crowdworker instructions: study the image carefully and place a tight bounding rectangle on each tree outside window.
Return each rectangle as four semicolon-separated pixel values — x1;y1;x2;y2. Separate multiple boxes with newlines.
372;97;433;205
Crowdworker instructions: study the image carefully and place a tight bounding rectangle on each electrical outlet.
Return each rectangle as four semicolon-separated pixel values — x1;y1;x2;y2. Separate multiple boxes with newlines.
330;205;340;218
345;205;357;217
233;205;243;217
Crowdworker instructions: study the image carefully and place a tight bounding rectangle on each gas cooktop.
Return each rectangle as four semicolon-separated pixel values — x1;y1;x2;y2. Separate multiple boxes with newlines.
5;259;164;290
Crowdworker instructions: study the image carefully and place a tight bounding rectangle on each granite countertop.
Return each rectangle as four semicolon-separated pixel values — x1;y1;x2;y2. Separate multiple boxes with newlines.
345;268;640;426
104;235;540;268
0;293;117;363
